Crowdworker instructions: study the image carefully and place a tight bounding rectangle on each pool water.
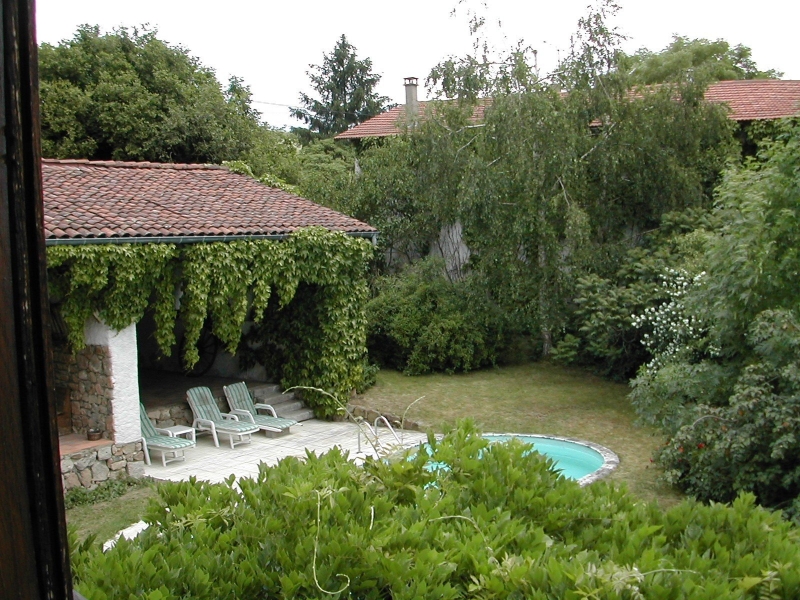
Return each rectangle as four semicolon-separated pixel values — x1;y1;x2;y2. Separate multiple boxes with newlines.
482;434;605;480
419;434;607;481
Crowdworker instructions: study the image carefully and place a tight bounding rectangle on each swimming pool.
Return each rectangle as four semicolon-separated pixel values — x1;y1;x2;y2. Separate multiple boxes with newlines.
420;434;619;486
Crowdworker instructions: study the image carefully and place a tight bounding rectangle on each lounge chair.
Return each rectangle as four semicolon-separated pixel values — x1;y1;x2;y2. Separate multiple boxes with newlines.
186;386;260;448
139;403;195;467
223;381;299;435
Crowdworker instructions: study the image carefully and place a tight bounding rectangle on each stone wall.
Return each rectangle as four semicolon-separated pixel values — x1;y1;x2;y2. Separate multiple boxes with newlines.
146;404;194;428
53;344;113;437
61;441;145;491
145;395;228;428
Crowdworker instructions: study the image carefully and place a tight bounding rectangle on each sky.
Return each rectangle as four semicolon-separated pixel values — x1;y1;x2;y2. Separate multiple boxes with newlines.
35;0;800;130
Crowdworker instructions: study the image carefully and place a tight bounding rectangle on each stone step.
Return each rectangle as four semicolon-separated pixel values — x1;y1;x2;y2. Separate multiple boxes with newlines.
250;383;282;397
279;407;315;423
253;388;295;404
248;383;314;422
262;399;304;413
259;393;296;408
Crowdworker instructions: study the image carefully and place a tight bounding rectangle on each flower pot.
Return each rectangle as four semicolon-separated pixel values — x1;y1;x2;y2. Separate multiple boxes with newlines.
87;429;102;441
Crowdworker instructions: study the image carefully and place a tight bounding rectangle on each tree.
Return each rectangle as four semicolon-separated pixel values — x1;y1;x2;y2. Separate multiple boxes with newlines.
625;36;782;84
291;35;390;139
39;25;262;163
630;122;800;510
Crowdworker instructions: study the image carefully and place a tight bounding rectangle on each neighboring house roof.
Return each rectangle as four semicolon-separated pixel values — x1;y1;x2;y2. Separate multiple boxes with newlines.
334;79;800;140
704;79;800;121
334;102;488;140
42;159;376;244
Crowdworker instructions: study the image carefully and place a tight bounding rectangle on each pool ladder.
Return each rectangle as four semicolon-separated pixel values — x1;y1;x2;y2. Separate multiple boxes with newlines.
356;415;402;455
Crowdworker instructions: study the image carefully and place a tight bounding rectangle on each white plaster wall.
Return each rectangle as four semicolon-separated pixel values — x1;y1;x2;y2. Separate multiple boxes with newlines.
84;318;142;444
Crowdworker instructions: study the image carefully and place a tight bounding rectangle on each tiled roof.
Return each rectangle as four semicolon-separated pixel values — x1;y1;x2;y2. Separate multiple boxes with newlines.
334;101;488;140
335;80;800;139
705;79;800;121
43;159;376;242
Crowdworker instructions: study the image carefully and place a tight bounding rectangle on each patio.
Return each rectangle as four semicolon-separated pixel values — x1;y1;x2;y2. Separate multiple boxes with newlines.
143;418;430;484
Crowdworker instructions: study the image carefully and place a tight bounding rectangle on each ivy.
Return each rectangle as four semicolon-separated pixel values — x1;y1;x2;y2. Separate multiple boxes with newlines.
48;244;178;352
47;228;373;418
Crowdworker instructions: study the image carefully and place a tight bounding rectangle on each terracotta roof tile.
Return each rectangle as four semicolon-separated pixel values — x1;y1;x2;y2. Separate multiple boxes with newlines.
43;160;376;242
336;80;800;139
705;79;800;121
335;101;488;139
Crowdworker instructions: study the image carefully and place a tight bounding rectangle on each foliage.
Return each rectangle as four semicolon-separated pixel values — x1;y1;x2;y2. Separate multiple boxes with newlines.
624;36;783;85
631;122;800;509
39;26;261;163
328;3;736;365
291;34;390;139
64;477;151;510
552;208;717;380
295;138;358;203
47;228;373;417
47;243;179;353
233;125;303;190
72;422;800;599
366;259;508;375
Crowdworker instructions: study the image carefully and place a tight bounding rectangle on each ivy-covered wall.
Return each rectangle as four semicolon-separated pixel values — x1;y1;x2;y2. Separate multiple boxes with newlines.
47;227;374;418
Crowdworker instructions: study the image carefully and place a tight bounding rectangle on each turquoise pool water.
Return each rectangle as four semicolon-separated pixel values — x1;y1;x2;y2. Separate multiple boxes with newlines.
420;434;607;481
482;434;605;480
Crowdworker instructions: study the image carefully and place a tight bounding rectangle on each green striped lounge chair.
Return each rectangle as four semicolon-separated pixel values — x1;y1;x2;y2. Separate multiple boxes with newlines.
139;404;195;467
186;386;260;448
223;381;299;435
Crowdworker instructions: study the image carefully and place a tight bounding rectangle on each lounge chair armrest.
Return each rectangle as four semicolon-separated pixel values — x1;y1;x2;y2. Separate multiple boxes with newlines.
230;409;254;423
254;403;278;418
193;418;215;430
154;427;172;436
221;413;240;421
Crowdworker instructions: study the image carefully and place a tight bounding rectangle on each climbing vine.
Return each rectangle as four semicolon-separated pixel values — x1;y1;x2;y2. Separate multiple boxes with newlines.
47;228;374;417
48;243;178;352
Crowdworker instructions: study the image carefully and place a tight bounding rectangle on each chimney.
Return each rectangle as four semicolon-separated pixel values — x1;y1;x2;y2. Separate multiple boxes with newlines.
404;77;419;121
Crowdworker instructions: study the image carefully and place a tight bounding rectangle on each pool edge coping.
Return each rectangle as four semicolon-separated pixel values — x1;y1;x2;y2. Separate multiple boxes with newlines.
483;433;620;487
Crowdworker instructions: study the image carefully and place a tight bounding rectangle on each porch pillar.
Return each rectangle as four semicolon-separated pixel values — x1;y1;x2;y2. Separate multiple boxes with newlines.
84;318;141;444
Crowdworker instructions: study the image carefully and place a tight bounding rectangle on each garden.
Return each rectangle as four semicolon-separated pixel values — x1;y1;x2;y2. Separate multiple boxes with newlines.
47;4;800;597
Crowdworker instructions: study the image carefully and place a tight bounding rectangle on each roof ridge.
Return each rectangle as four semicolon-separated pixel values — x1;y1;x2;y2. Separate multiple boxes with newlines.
41;158;228;170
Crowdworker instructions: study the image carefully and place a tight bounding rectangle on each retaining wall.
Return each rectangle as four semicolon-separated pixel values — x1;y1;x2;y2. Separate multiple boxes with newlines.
61;441;146;491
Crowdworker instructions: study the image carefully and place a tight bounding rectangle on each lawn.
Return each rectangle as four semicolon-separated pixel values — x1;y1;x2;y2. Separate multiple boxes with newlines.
67;484;159;543
354;362;683;508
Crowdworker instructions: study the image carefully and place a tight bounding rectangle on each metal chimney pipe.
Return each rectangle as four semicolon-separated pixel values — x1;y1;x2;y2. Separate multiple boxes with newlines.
404;77;419;120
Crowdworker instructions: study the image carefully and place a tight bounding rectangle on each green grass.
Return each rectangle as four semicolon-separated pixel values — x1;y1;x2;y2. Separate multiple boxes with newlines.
66;483;160;544
355;362;684;508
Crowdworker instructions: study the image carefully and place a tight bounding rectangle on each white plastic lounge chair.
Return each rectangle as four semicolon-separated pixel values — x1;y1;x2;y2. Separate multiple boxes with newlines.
186;386;259;448
223;381;299;435
139;403;195;467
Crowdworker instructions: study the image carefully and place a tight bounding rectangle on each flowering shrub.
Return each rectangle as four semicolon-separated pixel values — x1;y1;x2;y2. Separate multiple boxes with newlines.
631;122;800;512
632;268;709;375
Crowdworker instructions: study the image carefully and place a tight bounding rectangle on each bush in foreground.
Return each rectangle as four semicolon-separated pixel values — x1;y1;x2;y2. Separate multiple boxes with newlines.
72;422;800;599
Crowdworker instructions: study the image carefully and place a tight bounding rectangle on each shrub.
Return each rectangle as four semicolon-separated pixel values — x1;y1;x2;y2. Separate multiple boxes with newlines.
64;477;150;510
553;208;715;380
366;259;508;375
72;422;800;599
631;123;800;511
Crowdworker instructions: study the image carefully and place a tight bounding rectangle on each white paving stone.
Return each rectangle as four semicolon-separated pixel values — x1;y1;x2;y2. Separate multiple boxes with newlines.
144;419;429;483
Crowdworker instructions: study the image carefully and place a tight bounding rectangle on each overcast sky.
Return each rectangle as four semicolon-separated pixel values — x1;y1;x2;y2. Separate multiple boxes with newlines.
35;0;800;129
